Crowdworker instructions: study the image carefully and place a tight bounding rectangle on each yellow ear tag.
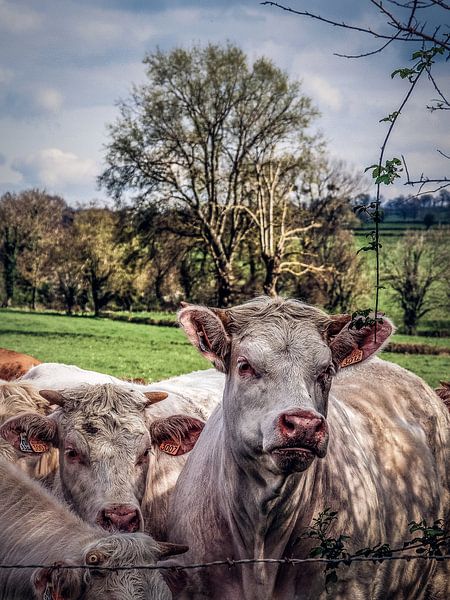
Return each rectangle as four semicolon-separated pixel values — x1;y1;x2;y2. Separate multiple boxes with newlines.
29;439;49;453
159;441;180;456
340;348;364;368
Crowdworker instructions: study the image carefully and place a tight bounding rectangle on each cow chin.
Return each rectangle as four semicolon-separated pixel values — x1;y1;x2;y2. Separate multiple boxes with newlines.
270;447;317;473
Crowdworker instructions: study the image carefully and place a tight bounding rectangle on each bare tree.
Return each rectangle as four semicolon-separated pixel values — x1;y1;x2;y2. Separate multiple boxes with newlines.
243;148;325;296
100;44;318;306
263;0;449;327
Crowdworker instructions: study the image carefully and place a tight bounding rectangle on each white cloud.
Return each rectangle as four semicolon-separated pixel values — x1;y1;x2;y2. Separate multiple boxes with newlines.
35;87;63;113
12;148;98;187
0;66;13;84
0;0;41;33
304;76;343;112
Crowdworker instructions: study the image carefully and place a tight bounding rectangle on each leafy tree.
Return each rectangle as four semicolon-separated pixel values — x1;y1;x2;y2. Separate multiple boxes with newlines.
0;190;67;308
384;230;449;334
75;207;118;316
0;193;21;307
51;219;86;315
100;43;318;306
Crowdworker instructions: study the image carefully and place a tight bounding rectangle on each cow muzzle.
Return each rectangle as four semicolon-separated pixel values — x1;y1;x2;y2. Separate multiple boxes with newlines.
97;504;143;533
269;409;329;472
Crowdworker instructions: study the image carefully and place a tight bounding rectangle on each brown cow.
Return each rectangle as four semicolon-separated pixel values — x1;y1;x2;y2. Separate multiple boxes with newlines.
0;348;41;380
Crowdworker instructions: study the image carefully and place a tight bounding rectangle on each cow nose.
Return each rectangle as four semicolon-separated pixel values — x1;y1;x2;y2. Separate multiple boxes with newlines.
278;410;327;442
97;504;141;532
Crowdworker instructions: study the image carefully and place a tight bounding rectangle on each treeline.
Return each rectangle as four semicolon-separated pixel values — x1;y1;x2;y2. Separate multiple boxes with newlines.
357;190;450;223
0;186;371;315
1;45;448;329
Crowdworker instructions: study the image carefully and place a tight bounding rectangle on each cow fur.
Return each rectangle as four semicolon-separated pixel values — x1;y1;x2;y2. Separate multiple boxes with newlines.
168;297;450;600
0;382;58;477
0;457;177;600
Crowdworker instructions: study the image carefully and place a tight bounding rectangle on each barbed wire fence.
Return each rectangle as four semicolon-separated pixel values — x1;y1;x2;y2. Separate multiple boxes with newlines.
0;553;449;572
2;509;448;600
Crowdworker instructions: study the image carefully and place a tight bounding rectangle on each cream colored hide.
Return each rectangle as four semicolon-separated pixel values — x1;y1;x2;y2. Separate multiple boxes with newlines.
167;297;449;600
18;366;224;537
0;382;59;477
0;458;186;600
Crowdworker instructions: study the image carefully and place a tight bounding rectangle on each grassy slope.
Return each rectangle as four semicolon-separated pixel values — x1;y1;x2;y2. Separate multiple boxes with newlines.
0;310;448;386
0;310;209;382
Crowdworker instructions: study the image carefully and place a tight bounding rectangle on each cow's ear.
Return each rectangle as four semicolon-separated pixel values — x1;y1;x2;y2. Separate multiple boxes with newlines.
327;313;394;369
0;413;58;455
150;415;205;456
178;304;231;372
32;562;82;600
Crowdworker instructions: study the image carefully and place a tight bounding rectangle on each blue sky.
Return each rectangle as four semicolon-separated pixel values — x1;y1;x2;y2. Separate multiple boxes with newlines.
0;0;448;204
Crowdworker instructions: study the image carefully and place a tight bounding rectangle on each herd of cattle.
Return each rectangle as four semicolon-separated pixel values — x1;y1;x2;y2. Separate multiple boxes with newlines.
0;297;449;600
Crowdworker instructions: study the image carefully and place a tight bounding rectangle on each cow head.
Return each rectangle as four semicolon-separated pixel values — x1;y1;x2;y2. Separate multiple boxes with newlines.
179;297;394;475
0;385;168;532
31;533;188;600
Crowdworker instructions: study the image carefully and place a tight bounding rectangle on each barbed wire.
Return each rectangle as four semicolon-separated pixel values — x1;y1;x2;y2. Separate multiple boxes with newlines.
1;554;449;571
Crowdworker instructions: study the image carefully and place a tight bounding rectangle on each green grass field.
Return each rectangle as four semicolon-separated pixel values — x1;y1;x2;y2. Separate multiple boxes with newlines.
0;310;209;382
0;310;448;386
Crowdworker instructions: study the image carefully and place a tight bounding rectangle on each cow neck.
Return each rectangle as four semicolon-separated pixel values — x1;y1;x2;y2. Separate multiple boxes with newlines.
217;423;323;598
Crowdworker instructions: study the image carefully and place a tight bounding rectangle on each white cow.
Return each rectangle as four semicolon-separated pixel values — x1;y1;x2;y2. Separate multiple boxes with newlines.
167;297;450;599
18;364;224;538
0;457;187;600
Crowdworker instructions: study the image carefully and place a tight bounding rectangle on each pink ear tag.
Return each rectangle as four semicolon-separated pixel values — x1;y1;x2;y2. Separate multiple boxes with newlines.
159;441;180;456
340;348;364;368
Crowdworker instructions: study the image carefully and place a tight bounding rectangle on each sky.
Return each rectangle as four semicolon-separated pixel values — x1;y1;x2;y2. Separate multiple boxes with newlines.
0;0;448;204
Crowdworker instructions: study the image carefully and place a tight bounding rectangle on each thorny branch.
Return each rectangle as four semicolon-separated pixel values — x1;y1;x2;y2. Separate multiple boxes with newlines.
261;1;450;51
263;1;449;335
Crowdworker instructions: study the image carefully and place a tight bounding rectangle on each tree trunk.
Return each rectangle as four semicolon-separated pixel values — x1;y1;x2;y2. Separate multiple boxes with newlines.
90;272;100;317
404;308;418;336
216;270;233;307
30;284;37;311
262;255;280;297
154;272;165;308
2;239;16;307
179;257;193;300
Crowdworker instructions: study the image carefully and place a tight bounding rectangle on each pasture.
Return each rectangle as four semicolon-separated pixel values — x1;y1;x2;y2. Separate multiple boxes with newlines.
0;309;448;386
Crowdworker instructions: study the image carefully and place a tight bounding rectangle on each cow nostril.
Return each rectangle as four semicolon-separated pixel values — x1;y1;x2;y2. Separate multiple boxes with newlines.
281;414;296;433
97;506;141;533
278;411;326;441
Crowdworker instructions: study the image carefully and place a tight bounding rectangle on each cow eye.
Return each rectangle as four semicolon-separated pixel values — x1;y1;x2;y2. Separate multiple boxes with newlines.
64;448;80;462
136;448;151;465
237;357;256;378
318;366;334;382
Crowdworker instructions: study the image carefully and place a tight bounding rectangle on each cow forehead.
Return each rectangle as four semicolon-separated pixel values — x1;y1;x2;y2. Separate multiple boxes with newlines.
64;428;149;459
234;321;330;368
53;384;149;434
